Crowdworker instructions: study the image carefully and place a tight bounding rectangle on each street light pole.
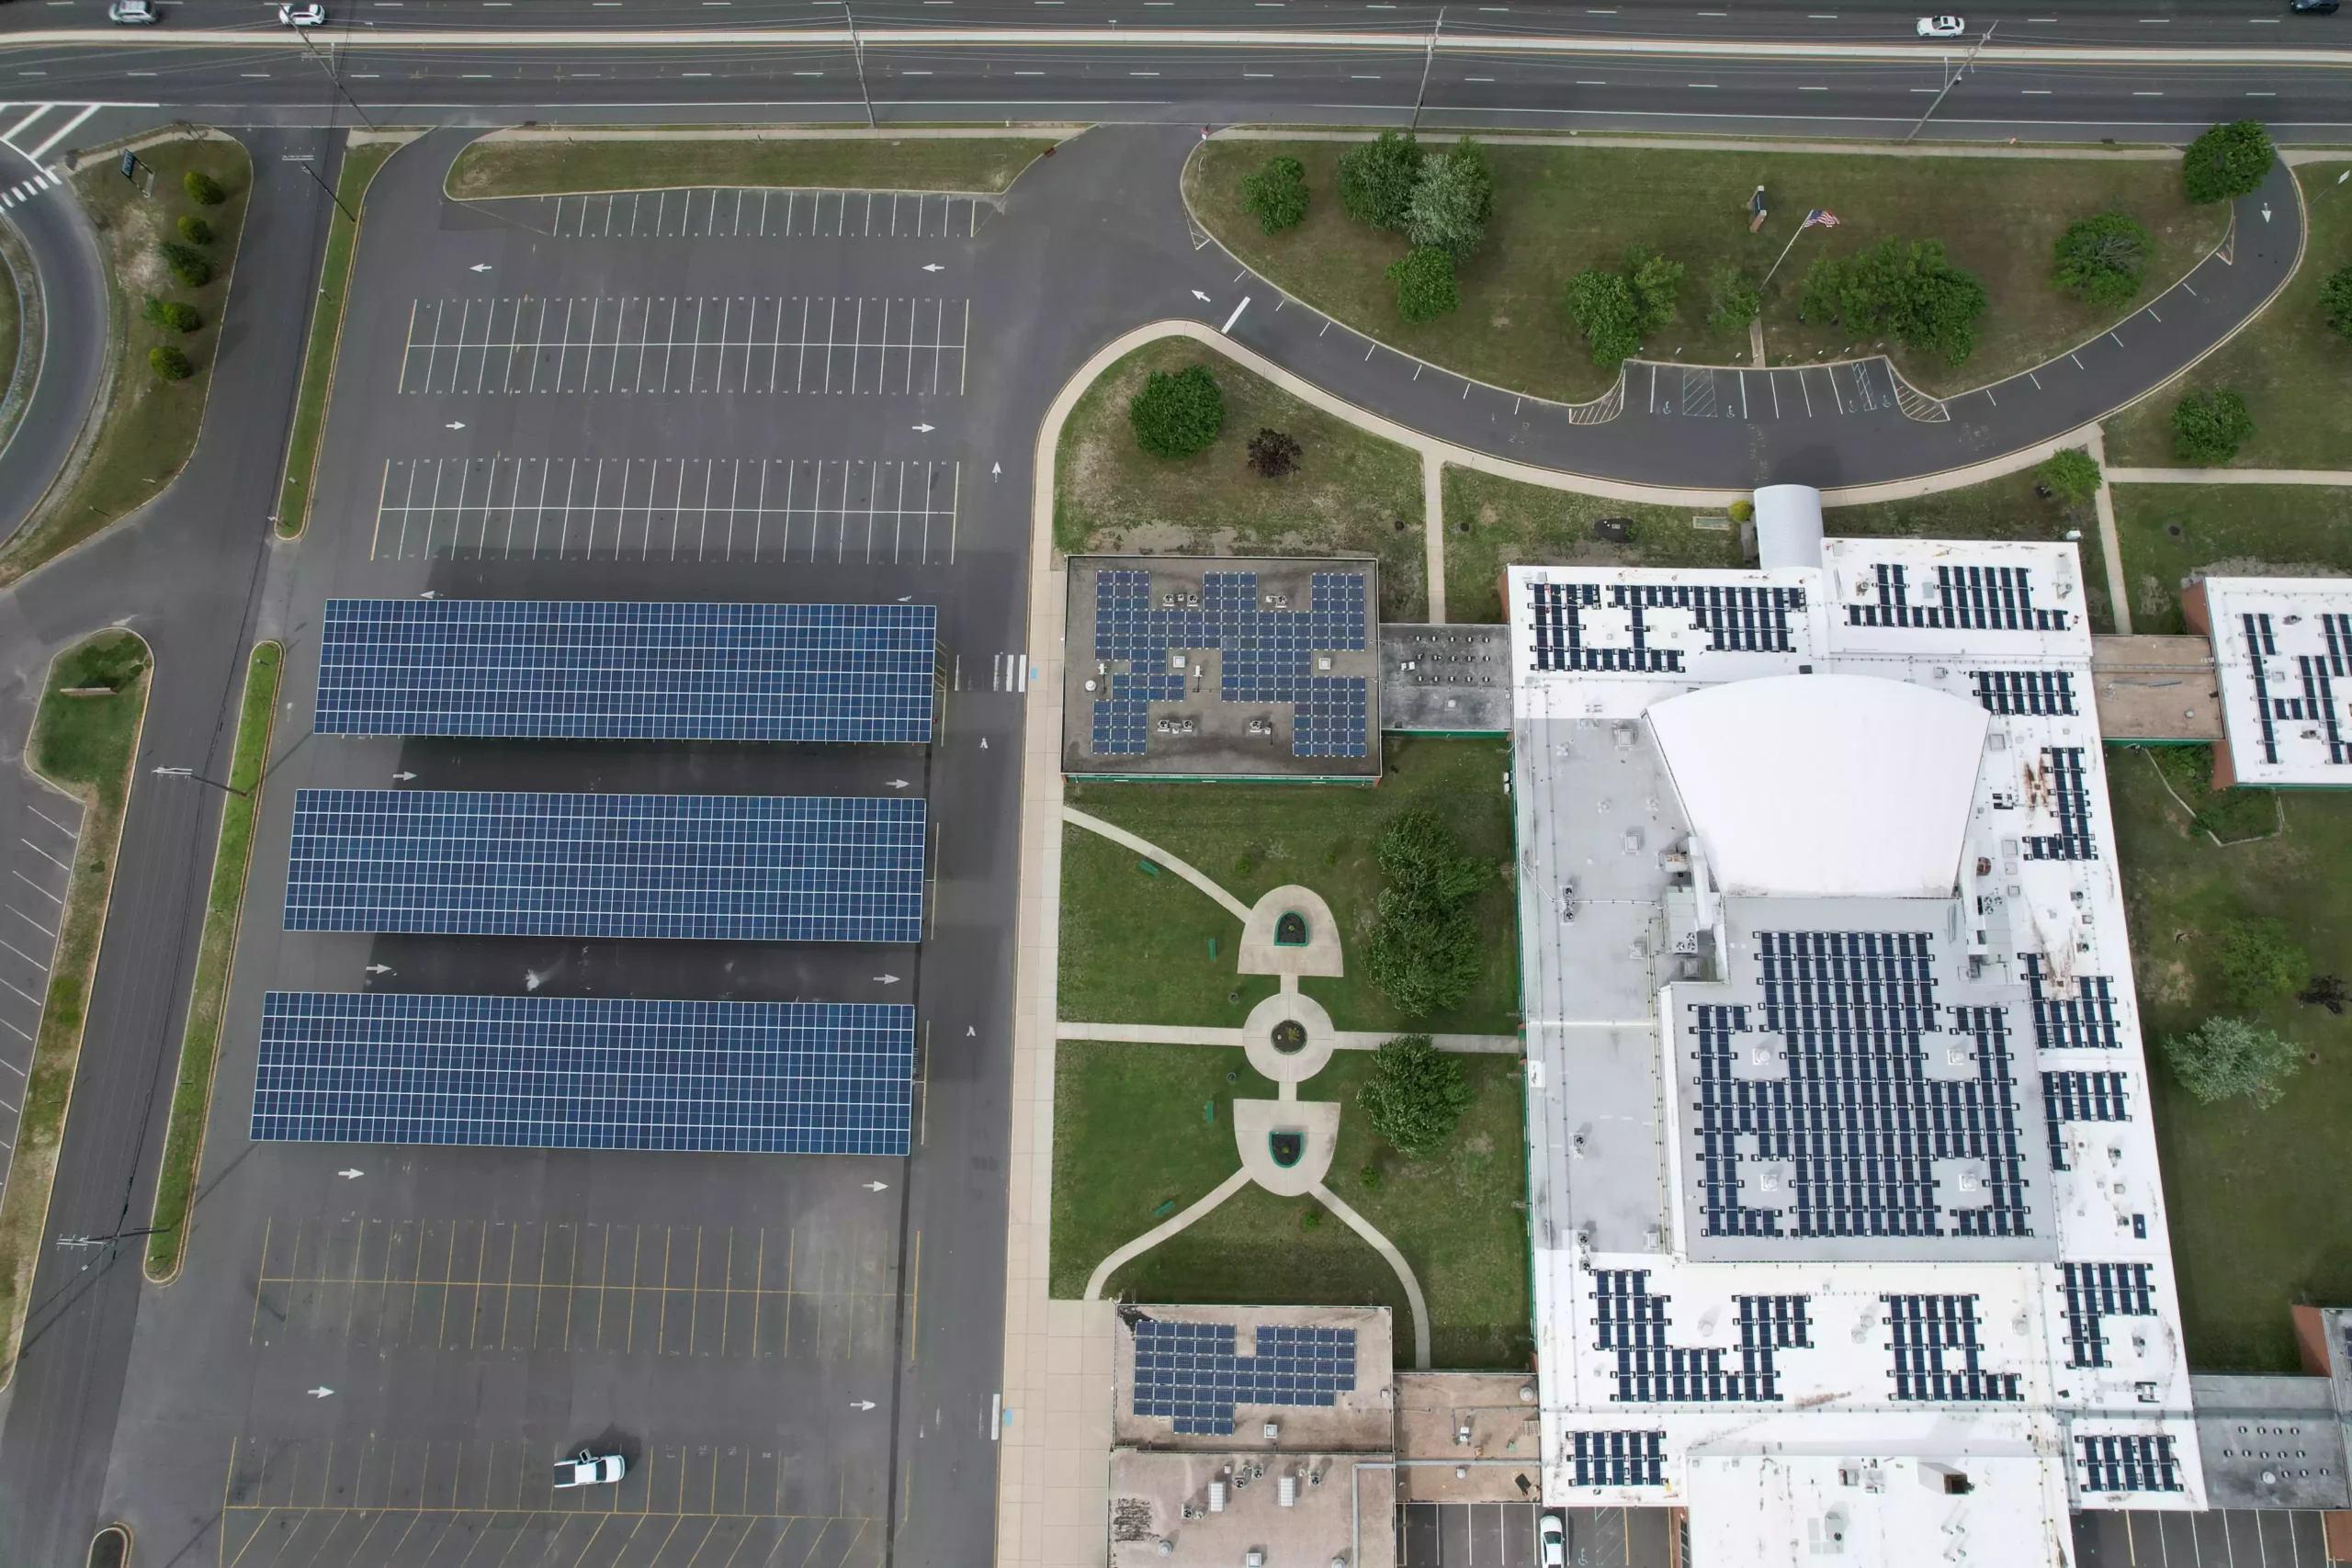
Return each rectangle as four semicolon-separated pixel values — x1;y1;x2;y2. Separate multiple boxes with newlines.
153;765;249;798
293;26;379;132
1409;6;1445;132
288;154;357;224
1905;20;1996;145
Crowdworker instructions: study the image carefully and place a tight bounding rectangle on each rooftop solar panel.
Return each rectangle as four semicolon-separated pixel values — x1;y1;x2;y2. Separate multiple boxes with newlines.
285;790;924;942
251;992;912;1154
315;599;936;744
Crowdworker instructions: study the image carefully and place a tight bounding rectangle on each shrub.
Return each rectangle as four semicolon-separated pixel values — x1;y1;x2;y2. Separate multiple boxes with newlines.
175;214;214;247
1705;262;1762;333
1299;1206;1322;1231
1337;130;1422;231
2171;389;2255;464
148;344;194;380
2322;263;2352;338
1356;1035;1474;1157
1727;499;1754;524
1799;238;1987;365
1246;427;1302;479
1364;809;1491;1018
1127;364;1224;458
2182;119;2275;205
160;240;211;288
2220;916;2307;1007
1623;244;1684;335
2038;447;2103;507
141;297;200;333
1357;1164;1381;1189
2162;1016;2301;1107
1563;267;1643;367
183;169;226;206
2052;212;2153;306
1388;244;1459;323
1241;154;1309;235
1403;137;1493;263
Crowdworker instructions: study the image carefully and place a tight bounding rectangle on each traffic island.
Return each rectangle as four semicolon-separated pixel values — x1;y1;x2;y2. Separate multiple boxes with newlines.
446;126;1075;200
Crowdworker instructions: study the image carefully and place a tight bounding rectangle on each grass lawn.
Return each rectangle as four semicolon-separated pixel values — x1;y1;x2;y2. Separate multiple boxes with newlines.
146;642;280;1283
2111;745;2352;1371
2107;161;2352;469
1053;1040;1532;1370
1060;736;1520;1035
1190;141;2223;403
0;631;149;1385
277;139;402;537
1057;337;1428;620
2109;483;2352;633
447;135;1059;199
0;138;250;586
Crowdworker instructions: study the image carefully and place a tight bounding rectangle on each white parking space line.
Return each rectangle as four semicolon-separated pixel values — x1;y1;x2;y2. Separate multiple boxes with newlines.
401;296;971;397
0;790;79;1199
372;456;961;565
524;186;989;242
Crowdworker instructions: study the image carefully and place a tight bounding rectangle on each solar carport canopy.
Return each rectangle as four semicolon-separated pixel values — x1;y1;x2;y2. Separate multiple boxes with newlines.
314;599;937;743
285;790;925;942
252;992;914;1154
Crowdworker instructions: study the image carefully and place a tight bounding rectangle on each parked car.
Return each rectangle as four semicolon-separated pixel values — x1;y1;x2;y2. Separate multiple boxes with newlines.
278;3;327;24
2291;0;2340;14
1916;14;1966;36
107;0;160;21
551;1450;626;1488
1539;1512;1568;1568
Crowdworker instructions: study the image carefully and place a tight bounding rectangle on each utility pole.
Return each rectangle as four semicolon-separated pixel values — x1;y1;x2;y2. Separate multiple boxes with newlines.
287;154;356;224
1905;20;1996;144
1409;6;1446;132
293;25;379;132
846;3;877;130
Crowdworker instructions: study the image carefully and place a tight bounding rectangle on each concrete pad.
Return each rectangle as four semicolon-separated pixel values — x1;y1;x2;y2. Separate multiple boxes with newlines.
1233;1098;1339;1197
1241;989;1337;1086
1238;884;1344;978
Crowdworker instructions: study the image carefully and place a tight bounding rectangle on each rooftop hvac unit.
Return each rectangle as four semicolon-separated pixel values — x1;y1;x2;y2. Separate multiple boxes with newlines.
1246;1552;1266;1568
1208;1482;1227;1513
1278;1475;1297;1508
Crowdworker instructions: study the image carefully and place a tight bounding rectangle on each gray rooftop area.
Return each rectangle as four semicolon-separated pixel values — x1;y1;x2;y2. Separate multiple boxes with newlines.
1381;625;1510;733
2191;1372;2351;1509
1062;556;1381;780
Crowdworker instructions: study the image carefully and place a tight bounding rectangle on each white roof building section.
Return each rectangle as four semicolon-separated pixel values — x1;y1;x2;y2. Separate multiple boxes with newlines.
1647;674;1989;899
2190;575;2352;787
1508;536;2199;1568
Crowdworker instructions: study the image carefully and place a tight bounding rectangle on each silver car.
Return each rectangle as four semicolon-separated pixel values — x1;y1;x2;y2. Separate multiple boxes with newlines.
1539;1512;1567;1568
107;0;160;21
1916;14;1965;36
552;1450;626;1488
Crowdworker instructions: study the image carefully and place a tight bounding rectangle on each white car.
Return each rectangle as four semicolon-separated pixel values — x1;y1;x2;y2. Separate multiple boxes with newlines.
107;0;159;21
279;3;327;24
1539;1512;1567;1568
1916;14;1965;36
552;1450;626;1488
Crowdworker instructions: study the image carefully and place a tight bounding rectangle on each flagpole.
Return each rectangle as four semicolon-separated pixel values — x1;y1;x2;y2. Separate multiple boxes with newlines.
1760;216;1815;290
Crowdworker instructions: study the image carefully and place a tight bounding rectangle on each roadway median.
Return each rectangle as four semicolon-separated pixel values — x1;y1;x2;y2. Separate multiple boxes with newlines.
445;126;1073;202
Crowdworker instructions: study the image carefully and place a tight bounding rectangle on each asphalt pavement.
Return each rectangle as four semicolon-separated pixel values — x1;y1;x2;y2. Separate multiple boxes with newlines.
0;136;107;543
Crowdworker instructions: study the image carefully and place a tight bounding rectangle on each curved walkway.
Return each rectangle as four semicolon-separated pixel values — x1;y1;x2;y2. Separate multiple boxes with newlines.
1083;1168;1252;1302
1148;126;2303;491
1314;1182;1431;1371
1062;804;1250;920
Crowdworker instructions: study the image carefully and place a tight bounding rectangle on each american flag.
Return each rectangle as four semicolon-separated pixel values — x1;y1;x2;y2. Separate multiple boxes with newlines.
1804;209;1841;229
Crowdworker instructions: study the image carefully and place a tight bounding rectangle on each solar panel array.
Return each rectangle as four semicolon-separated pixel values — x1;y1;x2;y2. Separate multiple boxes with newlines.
315;599;936;743
1129;1319;1358;1435
2061;1262;2156;1370
1524;581;1806;676
1847;563;2069;633
2024;748;2097;862
285;790;924;942
1973;669;2075;716
1088;569;1372;759
2041;1069;2130;1171
1883;1294;2018;1403
1566;1431;1666;1487
2024;954;2120;1051
252;992;913;1153
1690;931;2031;1243
1593;1271;1811;1404
2078;1434;2182;1494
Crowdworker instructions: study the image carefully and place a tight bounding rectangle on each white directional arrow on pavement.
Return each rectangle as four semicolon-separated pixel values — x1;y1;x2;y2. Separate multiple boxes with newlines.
851;1400;877;1412
1192;289;1211;303
991;462;1001;478
912;423;935;433
885;779;910;790
864;1180;890;1192
445;422;466;430
308;1387;335;1399
922;263;944;273
366;964;391;975
418;591;440;600
980;738;989;749
470;264;492;273
337;1168;364;1179
967;1026;977;1037
394;772;418;782
874;975;901;985
2262;203;2274;223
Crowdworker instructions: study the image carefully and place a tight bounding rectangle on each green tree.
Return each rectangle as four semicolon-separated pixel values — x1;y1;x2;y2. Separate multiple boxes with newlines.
2038;446;2103;507
159;240;211;288
1337;130;1422;231
1127;364;1225;458
2171;388;2256;463
2052;212;2153;307
2182;119;2275;205
2322;263;2352;338
1563;267;1643;368
148;344;194;380
1705;262;1761;333
1623;244;1684;335
1799;238;1987;365
183;169;226;206
175;214;214;247
1240;154;1309;235
2162;1016;2301;1107
1356;1035;1474;1156
1388;245;1459;323
141;297;200;333
2221;916;2307;1007
1364;809;1491;1018
1403;137;1494;263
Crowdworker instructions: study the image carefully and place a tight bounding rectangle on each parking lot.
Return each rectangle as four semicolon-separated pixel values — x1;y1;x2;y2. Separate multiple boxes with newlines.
1397;1503;1679;1568
0;785;75;1190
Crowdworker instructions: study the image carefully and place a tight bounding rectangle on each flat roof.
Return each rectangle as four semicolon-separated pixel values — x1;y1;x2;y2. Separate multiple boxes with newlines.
1063;556;1381;779
2190;576;2352;786
1381;624;1510;733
